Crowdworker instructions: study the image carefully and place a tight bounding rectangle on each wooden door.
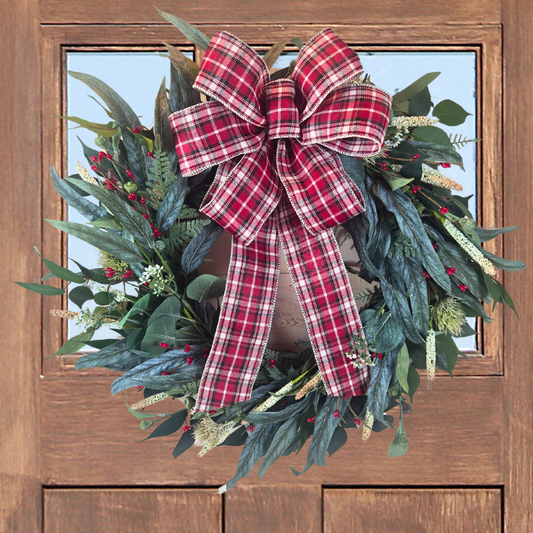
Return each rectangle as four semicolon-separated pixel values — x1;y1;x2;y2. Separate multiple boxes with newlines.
2;0;532;531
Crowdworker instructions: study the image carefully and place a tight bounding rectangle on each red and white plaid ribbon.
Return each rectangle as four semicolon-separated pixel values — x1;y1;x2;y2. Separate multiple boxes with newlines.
170;29;392;413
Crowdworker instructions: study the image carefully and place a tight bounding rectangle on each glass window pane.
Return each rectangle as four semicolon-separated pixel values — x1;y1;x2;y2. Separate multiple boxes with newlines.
65;50;477;351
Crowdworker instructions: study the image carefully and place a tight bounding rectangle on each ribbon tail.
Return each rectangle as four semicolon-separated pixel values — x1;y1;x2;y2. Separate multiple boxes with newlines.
277;195;369;398
192;214;281;413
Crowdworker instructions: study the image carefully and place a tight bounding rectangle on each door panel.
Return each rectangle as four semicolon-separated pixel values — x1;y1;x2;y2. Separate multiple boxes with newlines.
44;489;221;533
323;489;501;533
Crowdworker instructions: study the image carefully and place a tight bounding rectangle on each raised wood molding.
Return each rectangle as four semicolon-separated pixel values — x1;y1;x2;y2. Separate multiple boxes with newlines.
40;23;504;377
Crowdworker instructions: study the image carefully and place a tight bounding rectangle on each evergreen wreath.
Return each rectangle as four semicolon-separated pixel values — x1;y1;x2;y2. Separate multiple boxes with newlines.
17;10;525;491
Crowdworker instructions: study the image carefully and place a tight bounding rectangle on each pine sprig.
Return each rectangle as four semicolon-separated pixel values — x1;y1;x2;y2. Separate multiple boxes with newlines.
448;133;481;149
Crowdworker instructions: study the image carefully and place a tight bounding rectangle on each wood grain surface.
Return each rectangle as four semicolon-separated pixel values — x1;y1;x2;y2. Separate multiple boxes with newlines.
323;488;501;533
225;485;322;533
44;488;222;533
0;0;43;531
41;376;503;486
40;0;500;25
501;0;533;531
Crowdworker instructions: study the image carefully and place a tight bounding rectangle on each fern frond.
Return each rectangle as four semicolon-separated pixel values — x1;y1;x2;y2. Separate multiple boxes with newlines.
448;133;481;149
146;134;179;207
170;218;211;250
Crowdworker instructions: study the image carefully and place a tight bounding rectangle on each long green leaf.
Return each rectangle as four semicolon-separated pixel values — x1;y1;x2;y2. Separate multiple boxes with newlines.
155;175;187;231
156;7;211;50
377;183;451;291
392;72;440;104
45;219;144;264
181;221;223;274
50;166;107;222
258;416;300;478
66;178;154;249
15;282;64;296
34;247;85;284
186;274;226;303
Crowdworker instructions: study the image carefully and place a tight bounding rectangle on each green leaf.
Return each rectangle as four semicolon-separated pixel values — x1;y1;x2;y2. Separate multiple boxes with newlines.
327;426;348;457
15;282;64;296
499;282;519;318
94;291;114;305
262;40;290;69
76;340;145;371
407;365;420;402
70;259;109;285
396;343;410;393
408;85;431;116
68;71;148;187
412;126;453;147
186;274;226;303
246;396;312;426
165;43;201;114
45;219;144;264
377;183;451;292
123;397;171;420
380;169;413;191
141;297;182;355
50;166;107;222
89;216;122;231
338;154;365;187
53;329;94;357
118;293;150;328
399;255;430;336
432;99;471;126
155;175;187;231
478;247;526;272
366;345;401;422
181;221;223;274
143;410;188;441
154;76;178;169
361;310;404;353
474;225;519;242
60;115;118;137
408;141;464;166
173;428;196;458
226;422;282;491
482;271;502;308
392;72;440;104
156;7;211;50
69;285;94;308
388;416;409;457
66;179;154;250
258;416;300;478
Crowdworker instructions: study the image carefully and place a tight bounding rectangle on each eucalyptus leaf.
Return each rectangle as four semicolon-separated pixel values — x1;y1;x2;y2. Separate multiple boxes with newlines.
45;219;144;264
186;274;226;302
388;415;409;457
181;221;223;274
15;282;65;296
156;8;211;49
407;364;420;403
432;99;471;126
50;166;107;222
66;178;154;250
53;329;94;357
118;293;150;328
396;343;410;393
143;410;188;441
412;126;453;147
408;85;431;116
69;285;94;308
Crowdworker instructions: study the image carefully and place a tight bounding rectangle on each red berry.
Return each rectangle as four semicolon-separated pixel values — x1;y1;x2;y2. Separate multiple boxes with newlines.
210;410;217;415
90;165;98;172
105;180;116;191
185;344;191;349
132;206;136;210
128;193;137;201
140;196;146;206
382;151;389;157
106;272;114;278
380;162;387;170
446;267;457;275
204;346;209;353
459;284;468;292
441;163;451;168
131;126;142;134
423;271;431;279
106;267;115;273
143;281;149;286
161;371;170;376
249;425;255;432
203;353;208;358
187;357;193;365
90;155;98;163
135;385;144;391
440;207;449;214
412;153;420;160
307;417;316;423
183;425;191;432
142;214;149;220
377;353;383;360
334;409;339;418
147;151;154;158
354;418;362;427
432;242;438;251
126;170;135;180
106;153;113;160
159;343;169;348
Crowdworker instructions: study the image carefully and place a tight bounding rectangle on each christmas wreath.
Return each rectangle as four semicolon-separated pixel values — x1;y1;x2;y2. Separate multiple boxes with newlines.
17;10;525;491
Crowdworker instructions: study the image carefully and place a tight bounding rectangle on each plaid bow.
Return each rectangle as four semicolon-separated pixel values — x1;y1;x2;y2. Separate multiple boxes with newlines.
170;29;392;413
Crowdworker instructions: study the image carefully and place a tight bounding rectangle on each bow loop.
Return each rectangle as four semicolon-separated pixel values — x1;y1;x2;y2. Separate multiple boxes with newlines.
193;31;269;127
263;79;300;140
291;29;365;123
